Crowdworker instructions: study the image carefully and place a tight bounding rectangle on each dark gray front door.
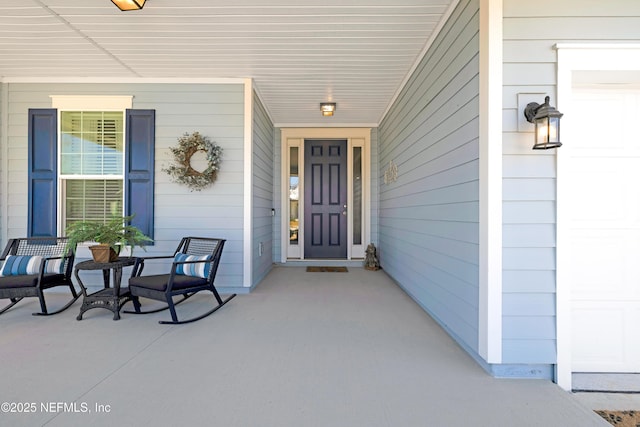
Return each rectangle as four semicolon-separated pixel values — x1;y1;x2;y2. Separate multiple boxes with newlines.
304;139;347;258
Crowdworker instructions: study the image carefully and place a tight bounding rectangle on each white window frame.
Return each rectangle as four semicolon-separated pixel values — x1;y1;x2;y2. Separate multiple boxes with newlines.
50;96;132;253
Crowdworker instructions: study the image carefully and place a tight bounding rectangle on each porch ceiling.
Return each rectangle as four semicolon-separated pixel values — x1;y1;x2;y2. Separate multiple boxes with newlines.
0;0;455;126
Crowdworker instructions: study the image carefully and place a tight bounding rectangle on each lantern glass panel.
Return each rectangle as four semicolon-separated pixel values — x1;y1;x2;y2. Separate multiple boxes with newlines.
535;117;549;144
548;116;560;143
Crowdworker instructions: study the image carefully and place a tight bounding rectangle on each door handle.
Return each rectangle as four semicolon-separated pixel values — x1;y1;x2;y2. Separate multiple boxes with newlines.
342;204;347;215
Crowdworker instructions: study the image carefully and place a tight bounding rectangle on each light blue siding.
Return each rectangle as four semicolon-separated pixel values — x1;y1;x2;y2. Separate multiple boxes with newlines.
3;82;245;288
502;0;640;366
378;0;480;354
502;340;556;364
502;224;555;248
252;91;274;286
503;316;556;340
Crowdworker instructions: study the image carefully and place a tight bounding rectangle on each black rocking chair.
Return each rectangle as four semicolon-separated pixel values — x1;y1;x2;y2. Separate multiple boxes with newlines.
127;237;235;324
0;237;79;316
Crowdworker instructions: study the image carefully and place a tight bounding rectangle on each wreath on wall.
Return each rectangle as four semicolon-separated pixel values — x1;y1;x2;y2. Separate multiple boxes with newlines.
163;132;222;192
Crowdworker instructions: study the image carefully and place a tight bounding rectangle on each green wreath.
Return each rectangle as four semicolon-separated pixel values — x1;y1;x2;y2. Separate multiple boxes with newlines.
163;132;222;192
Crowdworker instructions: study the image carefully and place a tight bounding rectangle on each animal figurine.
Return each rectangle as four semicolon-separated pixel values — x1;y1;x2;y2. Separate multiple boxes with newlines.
364;243;380;271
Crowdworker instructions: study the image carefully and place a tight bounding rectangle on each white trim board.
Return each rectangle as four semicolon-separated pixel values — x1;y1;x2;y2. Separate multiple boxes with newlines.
0;77;247;84
555;43;640;391
243;78;253;288
479;0;503;364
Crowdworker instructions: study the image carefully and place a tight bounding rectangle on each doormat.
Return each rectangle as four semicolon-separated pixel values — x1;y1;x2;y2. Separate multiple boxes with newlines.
306;266;348;272
596;410;640;426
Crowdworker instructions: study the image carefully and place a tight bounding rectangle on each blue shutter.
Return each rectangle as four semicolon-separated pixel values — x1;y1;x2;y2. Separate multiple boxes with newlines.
28;109;57;237
125;109;155;242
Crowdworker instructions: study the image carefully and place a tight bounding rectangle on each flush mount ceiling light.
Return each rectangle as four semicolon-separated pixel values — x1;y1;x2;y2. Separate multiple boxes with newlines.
524;96;564;150
320;102;336;117
111;0;146;11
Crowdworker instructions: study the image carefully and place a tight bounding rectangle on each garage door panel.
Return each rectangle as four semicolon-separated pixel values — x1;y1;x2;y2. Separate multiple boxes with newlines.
570;231;640;300
573;92;639;155
572;305;625;371
573;303;640;372
570;170;624;223
570;161;640;225
570;88;640;373
570;234;625;297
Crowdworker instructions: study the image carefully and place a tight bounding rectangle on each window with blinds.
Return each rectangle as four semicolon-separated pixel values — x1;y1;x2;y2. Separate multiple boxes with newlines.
59;111;124;229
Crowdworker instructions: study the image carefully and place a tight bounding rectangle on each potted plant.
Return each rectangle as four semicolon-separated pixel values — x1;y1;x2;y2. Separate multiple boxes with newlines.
65;214;153;263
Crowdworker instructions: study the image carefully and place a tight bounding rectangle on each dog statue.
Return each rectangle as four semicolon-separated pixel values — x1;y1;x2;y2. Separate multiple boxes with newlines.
364;243;380;271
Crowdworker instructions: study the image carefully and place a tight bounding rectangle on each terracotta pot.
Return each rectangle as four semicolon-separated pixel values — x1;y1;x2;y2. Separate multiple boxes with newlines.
89;244;118;263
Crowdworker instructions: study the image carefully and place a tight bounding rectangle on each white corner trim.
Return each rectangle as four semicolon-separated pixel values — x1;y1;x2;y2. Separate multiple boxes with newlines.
478;0;503;363
554;43;640;391
243;78;253;288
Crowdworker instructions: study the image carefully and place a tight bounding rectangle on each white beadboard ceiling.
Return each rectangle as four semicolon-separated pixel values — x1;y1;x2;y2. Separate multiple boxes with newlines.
0;0;455;126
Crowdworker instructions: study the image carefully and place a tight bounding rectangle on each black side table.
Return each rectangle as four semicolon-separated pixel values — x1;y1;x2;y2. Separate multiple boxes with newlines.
75;257;141;321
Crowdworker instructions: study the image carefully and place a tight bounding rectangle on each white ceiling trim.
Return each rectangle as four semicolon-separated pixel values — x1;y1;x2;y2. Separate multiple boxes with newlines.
273;122;379;128
0;77;248;84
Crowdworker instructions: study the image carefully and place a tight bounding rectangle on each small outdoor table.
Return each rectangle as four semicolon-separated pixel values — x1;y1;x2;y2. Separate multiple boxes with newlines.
75;257;141;321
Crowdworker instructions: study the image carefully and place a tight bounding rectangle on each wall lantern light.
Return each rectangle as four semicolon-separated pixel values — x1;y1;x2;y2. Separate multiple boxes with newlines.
111;0;146;11
320;102;336;117
524;96;563;150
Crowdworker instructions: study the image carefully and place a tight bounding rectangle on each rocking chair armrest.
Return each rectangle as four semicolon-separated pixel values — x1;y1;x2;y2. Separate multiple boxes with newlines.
172;259;211;266
40;254;72;276
42;254;67;261
136;255;176;261
131;254;175;277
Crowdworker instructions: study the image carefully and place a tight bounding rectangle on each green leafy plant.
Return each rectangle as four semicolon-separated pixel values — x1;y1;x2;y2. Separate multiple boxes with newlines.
65;214;152;257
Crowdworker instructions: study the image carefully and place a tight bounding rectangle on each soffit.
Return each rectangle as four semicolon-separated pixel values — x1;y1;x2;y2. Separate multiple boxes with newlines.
0;0;455;125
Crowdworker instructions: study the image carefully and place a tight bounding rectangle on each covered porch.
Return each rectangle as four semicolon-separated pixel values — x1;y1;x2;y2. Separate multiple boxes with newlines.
0;267;613;426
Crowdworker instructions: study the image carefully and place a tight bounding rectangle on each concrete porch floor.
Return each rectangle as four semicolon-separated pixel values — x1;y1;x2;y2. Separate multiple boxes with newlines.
0;266;619;426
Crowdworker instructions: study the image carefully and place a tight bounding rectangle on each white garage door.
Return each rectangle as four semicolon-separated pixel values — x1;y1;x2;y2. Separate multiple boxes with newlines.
570;88;640;372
